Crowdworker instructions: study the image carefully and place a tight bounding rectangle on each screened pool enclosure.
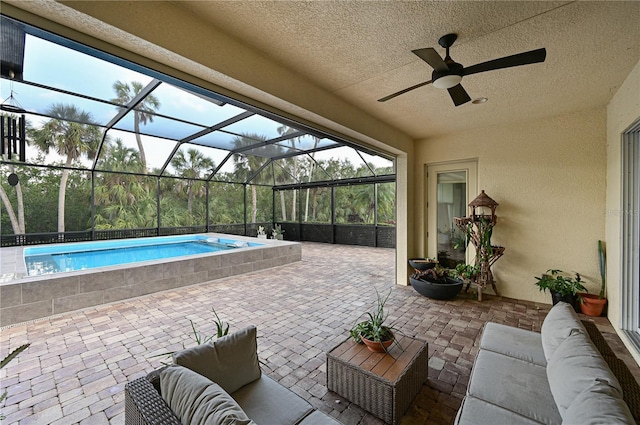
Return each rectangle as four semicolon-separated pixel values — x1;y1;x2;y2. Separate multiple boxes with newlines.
0;15;396;248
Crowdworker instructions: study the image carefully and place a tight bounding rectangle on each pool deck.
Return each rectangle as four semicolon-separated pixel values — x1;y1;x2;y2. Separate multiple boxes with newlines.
0;245;27;282
0;234;301;326
1;242;638;425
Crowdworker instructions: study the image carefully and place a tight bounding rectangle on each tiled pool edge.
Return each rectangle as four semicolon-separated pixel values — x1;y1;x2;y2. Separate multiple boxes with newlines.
0;240;301;327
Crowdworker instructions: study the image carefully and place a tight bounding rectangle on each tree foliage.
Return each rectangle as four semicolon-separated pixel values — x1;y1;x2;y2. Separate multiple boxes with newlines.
1;87;395;237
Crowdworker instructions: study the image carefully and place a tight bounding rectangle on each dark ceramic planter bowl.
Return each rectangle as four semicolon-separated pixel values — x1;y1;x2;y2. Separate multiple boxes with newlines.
409;276;463;300
551;292;580;313
408;258;437;271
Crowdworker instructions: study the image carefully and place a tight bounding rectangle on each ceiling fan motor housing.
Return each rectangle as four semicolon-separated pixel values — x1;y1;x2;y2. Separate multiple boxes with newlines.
432;61;463;89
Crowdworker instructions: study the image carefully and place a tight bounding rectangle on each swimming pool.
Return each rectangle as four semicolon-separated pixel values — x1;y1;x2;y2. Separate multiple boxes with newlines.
24;235;261;276
1;234;301;327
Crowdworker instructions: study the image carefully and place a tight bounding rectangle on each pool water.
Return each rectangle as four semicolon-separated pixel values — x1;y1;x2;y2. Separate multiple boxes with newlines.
24;235;259;276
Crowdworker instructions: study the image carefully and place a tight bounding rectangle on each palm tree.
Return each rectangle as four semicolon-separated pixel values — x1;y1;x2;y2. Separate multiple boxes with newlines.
232;134;269;223
93;138;155;229
277;125;301;220
170;148;214;214
111;80;160;173
0;173;24;234
352;184;375;224
302;136;320;221
29;104;102;233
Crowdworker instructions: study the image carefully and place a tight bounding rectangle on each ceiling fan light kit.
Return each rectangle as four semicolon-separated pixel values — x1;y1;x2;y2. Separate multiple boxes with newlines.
379;33;546;106
432;74;462;89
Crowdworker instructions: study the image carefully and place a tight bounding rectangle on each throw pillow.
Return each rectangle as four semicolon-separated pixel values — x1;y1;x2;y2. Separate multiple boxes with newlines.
173;325;261;394
159;364;255;425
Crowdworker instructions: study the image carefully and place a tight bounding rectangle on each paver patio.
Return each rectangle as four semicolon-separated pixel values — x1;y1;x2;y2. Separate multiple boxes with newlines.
1;242;638;424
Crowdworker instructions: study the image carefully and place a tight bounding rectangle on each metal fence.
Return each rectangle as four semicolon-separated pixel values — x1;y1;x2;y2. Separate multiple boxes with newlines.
1;223;395;248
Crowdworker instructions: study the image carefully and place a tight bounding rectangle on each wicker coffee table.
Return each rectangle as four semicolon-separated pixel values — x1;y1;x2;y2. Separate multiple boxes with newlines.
326;335;428;425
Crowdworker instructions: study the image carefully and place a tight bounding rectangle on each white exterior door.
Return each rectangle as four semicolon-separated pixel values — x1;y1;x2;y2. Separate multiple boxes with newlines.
426;161;478;267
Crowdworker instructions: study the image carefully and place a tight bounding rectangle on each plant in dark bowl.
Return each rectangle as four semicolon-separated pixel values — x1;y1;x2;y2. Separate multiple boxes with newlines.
409;265;464;300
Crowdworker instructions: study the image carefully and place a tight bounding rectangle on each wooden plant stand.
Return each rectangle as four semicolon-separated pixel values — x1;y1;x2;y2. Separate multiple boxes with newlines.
454;216;505;300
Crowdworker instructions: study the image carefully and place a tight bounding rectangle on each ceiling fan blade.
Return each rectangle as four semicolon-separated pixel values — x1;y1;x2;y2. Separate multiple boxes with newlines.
412;48;449;72
378;80;432;102
463;48;547;76
448;84;471;106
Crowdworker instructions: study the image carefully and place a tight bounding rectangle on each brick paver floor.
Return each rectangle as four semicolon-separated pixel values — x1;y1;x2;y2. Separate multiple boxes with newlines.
1;242;639;424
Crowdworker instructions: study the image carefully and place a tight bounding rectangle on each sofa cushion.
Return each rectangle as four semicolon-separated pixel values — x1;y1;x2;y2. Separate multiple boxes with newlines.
541;302;586;362
173;325;261;394
159;364;255;425
468;350;562;424
231;374;314;425
562;379;634;425
455;395;547;425
547;330;622;416
480;322;547;366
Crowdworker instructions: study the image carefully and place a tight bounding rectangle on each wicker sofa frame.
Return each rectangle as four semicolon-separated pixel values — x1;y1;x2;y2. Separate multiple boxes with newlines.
125;371;181;425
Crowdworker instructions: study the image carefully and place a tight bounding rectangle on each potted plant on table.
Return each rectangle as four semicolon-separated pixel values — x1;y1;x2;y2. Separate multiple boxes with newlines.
349;288;401;353
579;240;608;317
534;269;586;312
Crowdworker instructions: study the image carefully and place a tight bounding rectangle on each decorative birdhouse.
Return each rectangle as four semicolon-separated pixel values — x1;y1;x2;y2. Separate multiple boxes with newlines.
469;190;499;224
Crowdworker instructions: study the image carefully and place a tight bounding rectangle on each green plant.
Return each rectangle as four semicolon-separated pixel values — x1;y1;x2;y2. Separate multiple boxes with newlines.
1;344;30;420
534;269;587;297
454;263;479;281
411;263;466;285
272;224;284;238
191;307;230;344
598;240;606;299
257;226;266;236
153;307;229;359
349;288;400;349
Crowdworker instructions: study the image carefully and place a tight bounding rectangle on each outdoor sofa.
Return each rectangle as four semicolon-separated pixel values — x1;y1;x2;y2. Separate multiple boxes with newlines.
455;302;637;424
125;325;342;425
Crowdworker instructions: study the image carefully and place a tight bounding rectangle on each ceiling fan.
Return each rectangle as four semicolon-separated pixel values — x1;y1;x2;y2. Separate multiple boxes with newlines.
378;33;546;106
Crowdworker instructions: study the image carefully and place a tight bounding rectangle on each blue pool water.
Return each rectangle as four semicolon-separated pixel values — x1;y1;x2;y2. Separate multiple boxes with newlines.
24;235;261;276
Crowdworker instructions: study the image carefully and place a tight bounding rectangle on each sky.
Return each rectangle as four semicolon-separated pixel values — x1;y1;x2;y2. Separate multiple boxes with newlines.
1;30;394;177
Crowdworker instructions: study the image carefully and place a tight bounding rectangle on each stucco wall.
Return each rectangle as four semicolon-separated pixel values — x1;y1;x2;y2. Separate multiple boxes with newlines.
606;58;640;363
414;108;607;303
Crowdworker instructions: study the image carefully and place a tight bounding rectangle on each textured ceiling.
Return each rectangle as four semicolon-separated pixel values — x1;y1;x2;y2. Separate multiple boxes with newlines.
177;1;640;140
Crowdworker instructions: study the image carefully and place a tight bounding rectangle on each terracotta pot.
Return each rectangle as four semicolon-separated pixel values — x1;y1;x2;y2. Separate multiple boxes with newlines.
579;293;607;317
360;335;394;353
